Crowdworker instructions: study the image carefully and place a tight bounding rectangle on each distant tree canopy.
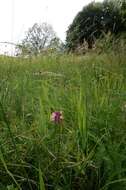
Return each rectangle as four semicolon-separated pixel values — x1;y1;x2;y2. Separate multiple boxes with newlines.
66;0;126;51
18;23;63;56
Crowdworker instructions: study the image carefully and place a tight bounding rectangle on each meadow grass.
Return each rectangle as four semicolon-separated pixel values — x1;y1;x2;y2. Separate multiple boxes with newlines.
0;52;126;190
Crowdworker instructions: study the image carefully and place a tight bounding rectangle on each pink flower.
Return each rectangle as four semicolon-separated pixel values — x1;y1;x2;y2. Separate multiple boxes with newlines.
50;111;63;124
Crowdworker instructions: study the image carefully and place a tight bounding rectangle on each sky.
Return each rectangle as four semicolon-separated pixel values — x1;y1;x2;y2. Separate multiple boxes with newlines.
0;0;102;44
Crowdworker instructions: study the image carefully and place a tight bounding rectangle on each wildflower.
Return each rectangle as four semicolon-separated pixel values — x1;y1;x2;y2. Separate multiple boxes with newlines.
50;111;63;124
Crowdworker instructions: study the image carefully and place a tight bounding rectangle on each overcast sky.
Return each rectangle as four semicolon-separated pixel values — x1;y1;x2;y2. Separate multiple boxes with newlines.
0;0;102;43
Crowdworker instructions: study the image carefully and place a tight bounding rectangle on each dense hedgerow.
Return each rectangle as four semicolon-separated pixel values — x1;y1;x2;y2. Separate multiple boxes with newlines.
66;0;126;52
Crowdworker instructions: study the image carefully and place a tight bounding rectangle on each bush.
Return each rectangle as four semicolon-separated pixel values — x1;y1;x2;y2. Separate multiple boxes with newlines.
66;0;126;52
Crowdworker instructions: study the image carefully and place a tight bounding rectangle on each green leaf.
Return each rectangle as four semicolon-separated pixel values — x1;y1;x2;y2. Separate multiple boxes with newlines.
39;166;45;190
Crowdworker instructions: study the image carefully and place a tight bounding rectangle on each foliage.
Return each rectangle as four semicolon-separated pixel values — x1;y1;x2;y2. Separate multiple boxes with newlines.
0;51;126;189
17;23;62;56
66;0;126;52
94;31;126;54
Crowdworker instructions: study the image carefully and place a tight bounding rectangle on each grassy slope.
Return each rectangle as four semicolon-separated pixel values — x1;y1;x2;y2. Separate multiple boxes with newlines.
0;53;126;190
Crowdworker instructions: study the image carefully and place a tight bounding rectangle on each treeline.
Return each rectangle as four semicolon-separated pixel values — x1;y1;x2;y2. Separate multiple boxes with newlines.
17;0;126;56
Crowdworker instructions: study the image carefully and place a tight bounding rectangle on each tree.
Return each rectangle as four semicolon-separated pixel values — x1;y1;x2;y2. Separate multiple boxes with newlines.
18;23;59;55
48;37;65;52
66;0;125;52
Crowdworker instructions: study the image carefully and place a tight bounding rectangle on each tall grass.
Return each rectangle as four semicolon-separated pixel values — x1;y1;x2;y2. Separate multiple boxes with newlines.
0;52;126;190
